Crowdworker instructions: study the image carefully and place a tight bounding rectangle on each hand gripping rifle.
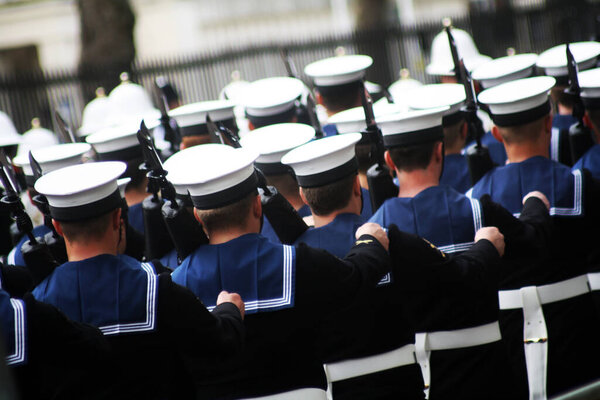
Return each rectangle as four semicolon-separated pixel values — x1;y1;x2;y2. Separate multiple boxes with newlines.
0;151;58;283
28;152;67;264
280;48;324;138
360;81;399;211
138;122;207;263
565;43;595;164
209;116;308;244
154;78;181;158
446;26;494;185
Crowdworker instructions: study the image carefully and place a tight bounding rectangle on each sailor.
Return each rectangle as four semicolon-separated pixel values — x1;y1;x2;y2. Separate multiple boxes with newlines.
572;67;600;178
77;87;112;139
31;161;245;399
536;41;600;166
15;118;59;161
166;143;391;399
168;99;237;149
469;75;600;398
239;123;314;242
282;133;425;399
0;262;112;399
368;107;553;399
326;104;403;219
9;142;92;266
469;52;539;165
426;25;491;83
241;76;306;130
304;54;373;136
408;83;471;193
86;119;162;235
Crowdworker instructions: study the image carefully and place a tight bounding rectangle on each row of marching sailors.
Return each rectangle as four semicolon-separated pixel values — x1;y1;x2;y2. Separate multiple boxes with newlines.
3;41;600;400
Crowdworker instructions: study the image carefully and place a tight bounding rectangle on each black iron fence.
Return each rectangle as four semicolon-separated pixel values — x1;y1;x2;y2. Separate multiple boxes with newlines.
1;0;599;134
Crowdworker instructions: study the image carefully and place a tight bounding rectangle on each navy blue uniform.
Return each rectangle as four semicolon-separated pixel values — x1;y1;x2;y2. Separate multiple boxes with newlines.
469;156;600;396
467;131;507;166
260;204;311;243
8;225;52;266
172;233;390;399
33;254;244;399
573;144;600;180
127;202;145;234
550;114;577;166
440;154;471;193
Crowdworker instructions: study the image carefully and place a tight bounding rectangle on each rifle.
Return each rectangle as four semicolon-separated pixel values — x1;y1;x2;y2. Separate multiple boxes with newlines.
446;26;494;185
54;110;76;144
279;48;324;138
154;77;181;157
564;43;595;163
360;81;399;211
29;152;67;264
138;121;207;263
0;150;58;283
207;117;309;244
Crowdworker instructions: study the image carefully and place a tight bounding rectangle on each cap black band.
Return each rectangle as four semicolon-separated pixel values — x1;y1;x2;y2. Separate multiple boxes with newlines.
582;96;600;110
179;117;238;137
315;80;362;96
97;146;142;162
296;157;358;188
383;126;444;148
255;161;294;176
442;111;464;127
191;171;258;210
490;100;551;127
50;189;123;222
176;192;193;208
246;106;297;129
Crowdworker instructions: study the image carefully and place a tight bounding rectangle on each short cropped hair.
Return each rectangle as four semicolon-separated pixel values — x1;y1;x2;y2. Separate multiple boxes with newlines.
317;82;363;115
443;120;465;149
195;191;257;233
496;115;547;145
59;210;114;244
181;135;213;149
551;86;575;109
125;157;147;192
266;173;300;200
388;141;438;172
301;174;356;216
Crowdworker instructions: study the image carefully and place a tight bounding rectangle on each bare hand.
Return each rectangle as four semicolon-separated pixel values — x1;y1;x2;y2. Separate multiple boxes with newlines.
475;227;505;257
355;222;389;251
216;291;245;319
523;191;550;210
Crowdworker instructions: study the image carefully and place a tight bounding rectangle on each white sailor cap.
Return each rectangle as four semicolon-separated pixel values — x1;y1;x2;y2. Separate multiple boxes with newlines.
382;72;423;112
86;119;159;162
162;144;235;207
169;100;237;137
408;84;466;126
579;67;600;109
165;143;258;210
241;77;305;124
16;119;59;158
536;42;600;84
427;28;491;76
13;142;92;187
478;76;555;127
327;103;406;135
34;161;127;222
239;123;315;175
377;107;449;148
107;74;160;126
0;111;22;147
472;53;539;89
281;133;362;188
78;89;112;137
117;177;131;198
304;55;373;88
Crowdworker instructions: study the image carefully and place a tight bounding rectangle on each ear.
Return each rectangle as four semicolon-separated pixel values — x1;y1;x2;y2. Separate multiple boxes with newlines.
491;126;504;143
112;208;122;230
52;220;64;237
299;187;309;206
251;194;262;219
384;150;396;171
434;141;444;163
544;113;552;134
584;112;593;130
353;175;362;196
315;91;324;106
248;121;255;131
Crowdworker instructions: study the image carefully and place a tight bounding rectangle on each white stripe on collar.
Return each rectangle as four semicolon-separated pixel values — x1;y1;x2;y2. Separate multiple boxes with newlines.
550;127;560;162
5;298;26;365
99;262;158;335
